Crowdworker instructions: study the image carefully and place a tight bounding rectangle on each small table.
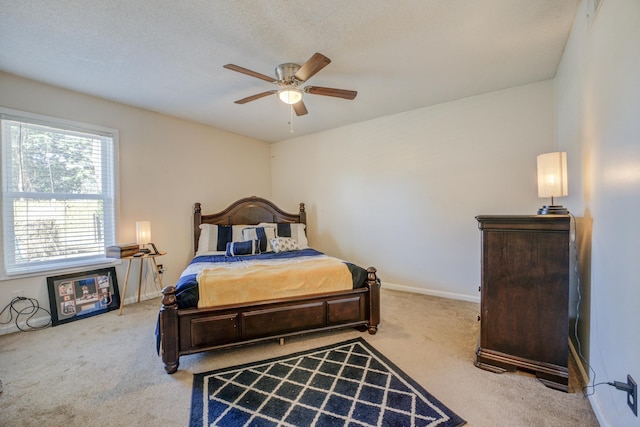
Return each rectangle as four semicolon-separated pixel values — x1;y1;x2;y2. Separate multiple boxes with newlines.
118;252;165;315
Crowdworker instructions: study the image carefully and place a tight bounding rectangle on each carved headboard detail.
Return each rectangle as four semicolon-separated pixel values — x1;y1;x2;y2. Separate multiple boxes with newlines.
193;196;306;253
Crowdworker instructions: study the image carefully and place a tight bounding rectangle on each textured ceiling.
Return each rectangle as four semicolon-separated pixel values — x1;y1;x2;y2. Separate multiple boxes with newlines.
0;1;579;142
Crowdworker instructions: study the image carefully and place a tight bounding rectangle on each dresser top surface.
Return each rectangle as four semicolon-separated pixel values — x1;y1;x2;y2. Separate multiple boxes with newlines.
476;215;571;230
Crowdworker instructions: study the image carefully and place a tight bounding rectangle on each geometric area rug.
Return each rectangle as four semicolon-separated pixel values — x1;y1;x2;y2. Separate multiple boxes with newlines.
190;338;466;426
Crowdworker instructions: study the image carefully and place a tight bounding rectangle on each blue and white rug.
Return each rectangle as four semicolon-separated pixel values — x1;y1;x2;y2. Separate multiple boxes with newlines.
190;338;465;426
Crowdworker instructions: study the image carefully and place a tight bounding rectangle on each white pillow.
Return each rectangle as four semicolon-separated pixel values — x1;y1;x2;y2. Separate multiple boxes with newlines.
270;237;300;253
259;223;309;249
289;223;308;248
242;226;276;252
231;225;250;242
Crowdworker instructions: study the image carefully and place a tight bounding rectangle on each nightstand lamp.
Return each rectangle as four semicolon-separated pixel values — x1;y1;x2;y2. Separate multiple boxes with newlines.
136;220;151;249
537;152;569;215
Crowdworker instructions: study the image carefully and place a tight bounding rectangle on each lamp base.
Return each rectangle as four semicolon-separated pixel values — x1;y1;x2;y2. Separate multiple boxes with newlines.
537;205;569;215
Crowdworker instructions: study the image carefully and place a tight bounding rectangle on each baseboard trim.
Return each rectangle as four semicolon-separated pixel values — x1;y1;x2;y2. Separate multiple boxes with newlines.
568;339;590;387
0;315;50;335
382;282;480;303
568;339;611;427
1;286;475;334
0;290;162;336
588;393;609;427
121;290;162;306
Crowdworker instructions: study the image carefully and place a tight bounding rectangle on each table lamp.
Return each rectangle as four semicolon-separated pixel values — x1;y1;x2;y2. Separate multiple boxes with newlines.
136;221;151;249
537;152;569;214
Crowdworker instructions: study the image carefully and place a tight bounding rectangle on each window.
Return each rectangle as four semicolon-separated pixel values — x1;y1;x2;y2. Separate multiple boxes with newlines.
1;108;117;278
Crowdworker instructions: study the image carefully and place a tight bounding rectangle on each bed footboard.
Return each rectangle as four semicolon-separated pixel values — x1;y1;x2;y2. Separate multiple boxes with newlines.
159;267;380;374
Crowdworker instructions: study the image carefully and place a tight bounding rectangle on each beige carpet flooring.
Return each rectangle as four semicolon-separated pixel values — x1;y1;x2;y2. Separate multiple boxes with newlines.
0;288;598;426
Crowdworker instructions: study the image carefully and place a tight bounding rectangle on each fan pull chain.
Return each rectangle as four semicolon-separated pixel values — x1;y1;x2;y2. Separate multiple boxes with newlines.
289;104;294;133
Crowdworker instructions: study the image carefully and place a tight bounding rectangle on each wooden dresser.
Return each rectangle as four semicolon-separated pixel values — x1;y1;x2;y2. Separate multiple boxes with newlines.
475;215;571;391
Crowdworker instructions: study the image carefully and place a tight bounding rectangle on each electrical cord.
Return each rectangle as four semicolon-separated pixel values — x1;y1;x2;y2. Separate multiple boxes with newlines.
0;296;52;333
568;212;601;398
140;262;163;300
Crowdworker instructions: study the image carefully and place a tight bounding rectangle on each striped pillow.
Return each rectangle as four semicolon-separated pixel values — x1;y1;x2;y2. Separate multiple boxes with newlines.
198;224;232;252
242;226;276;252
259;223;308;249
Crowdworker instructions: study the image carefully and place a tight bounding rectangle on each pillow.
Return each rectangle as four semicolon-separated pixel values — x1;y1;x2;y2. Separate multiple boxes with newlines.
242;226;277;252
225;240;259;256
198;224;232;253
259;222;309;249
270;237;300;253
231;225;250;242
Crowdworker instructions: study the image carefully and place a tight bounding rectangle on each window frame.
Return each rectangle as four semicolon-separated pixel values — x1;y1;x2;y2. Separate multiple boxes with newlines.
0;107;119;279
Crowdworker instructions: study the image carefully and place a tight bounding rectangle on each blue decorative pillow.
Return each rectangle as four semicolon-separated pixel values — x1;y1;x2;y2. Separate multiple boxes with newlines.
225;240;259;256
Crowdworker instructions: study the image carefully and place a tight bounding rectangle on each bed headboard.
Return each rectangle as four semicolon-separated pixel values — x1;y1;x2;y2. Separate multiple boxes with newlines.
193;196;306;253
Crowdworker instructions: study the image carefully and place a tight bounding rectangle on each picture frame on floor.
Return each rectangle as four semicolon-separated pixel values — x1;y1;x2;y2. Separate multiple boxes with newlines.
46;266;120;326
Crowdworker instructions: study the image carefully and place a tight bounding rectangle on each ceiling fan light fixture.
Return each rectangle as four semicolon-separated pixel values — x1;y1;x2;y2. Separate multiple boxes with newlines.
278;87;303;104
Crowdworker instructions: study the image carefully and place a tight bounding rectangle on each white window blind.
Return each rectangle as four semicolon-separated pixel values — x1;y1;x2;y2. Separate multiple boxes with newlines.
1;109;117;277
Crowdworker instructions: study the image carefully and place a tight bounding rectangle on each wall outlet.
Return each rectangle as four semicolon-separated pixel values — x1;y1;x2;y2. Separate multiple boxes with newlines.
628;375;637;417
11;289;23;298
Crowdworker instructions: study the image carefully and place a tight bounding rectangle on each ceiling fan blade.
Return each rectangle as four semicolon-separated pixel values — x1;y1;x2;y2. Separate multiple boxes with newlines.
234;90;277;104
294;53;331;82
304;86;357;100
223;64;276;83
293;101;308;116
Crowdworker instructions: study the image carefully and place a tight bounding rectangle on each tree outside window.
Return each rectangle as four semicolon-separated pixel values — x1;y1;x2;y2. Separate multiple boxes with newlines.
1;109;116;277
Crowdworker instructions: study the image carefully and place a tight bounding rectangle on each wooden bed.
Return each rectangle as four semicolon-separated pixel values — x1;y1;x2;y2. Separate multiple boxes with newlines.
159;196;380;374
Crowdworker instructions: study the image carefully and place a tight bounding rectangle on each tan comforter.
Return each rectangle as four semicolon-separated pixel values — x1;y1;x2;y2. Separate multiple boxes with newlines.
196;256;353;308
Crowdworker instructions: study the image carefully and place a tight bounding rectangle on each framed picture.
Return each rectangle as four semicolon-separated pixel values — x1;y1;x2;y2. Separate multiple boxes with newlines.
47;266;120;326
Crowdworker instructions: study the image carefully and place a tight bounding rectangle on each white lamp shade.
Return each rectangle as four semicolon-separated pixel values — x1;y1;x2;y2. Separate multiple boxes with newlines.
136;221;151;245
537;152;568;198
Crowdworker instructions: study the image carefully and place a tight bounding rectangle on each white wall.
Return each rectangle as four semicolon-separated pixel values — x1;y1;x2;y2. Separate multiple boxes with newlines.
0;72;270;329
271;81;555;301
555;0;640;425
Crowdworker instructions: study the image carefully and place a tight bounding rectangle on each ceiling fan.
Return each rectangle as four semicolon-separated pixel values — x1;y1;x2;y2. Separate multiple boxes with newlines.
223;53;357;116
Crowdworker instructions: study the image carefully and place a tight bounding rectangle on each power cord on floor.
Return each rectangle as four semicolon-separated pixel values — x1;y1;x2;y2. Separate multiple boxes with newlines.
0;296;52;333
